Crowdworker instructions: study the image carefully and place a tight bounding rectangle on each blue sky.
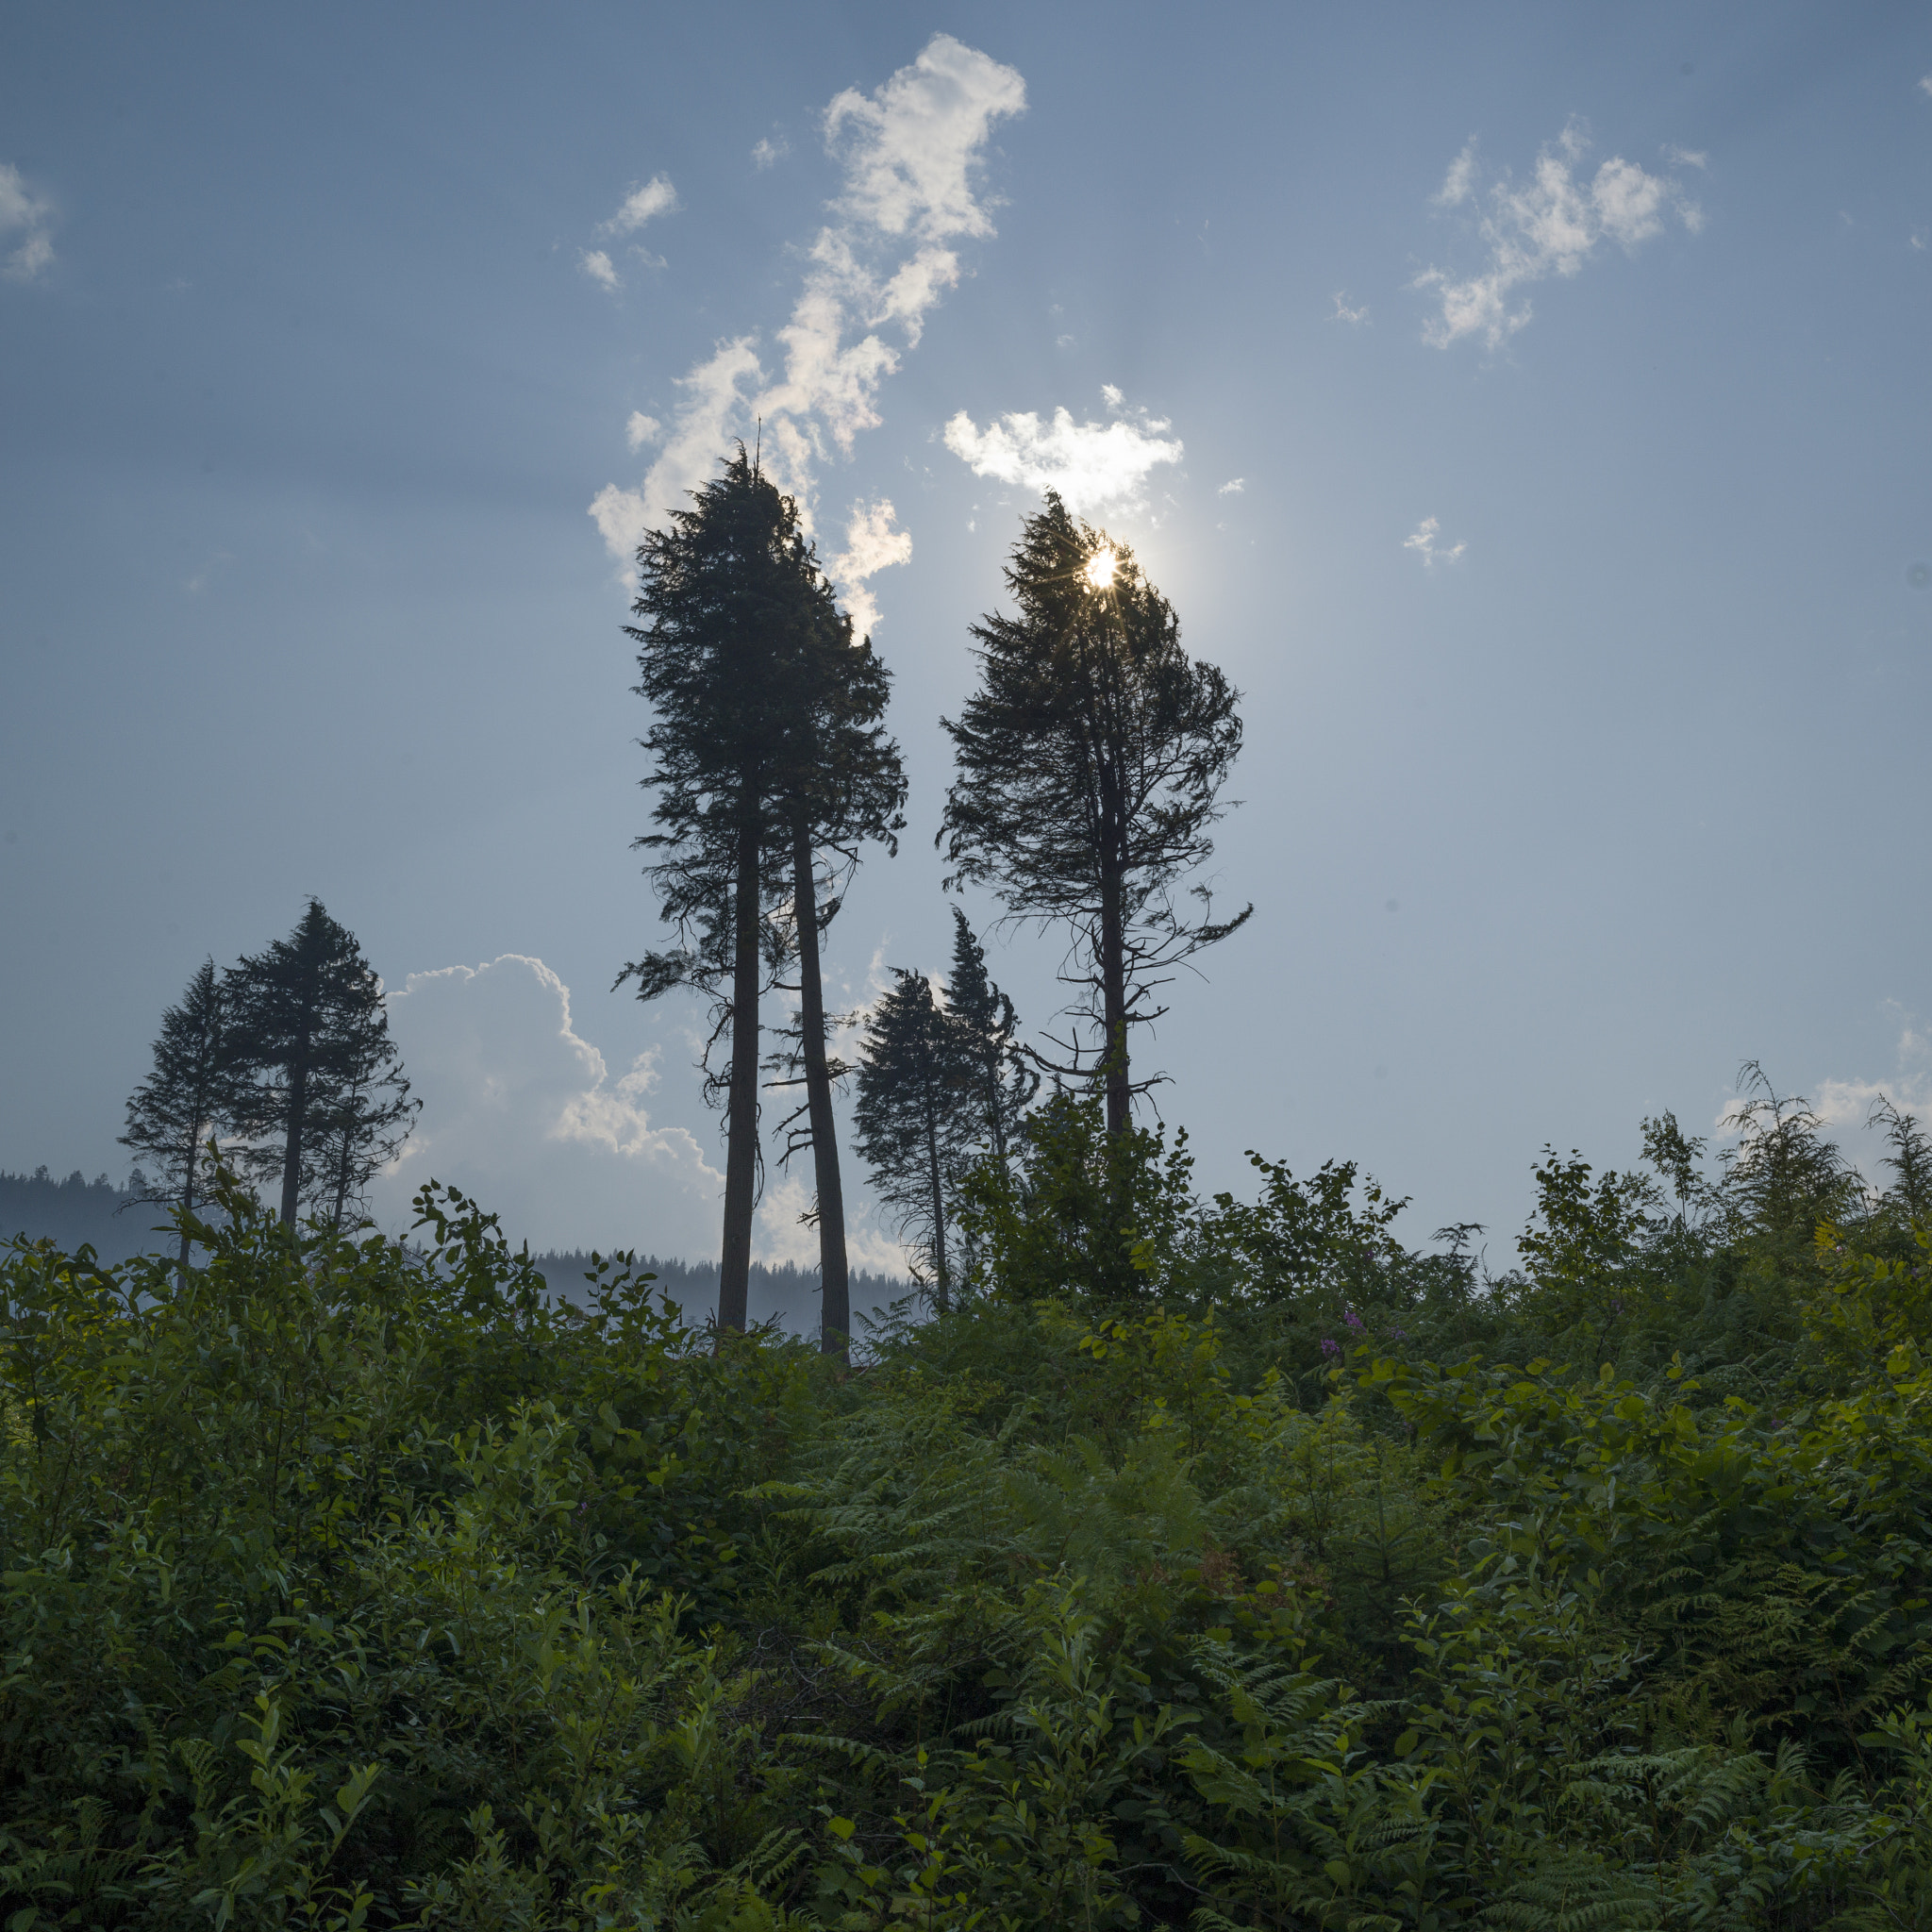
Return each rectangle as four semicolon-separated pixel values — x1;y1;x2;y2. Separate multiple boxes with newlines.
3;2;1930;1278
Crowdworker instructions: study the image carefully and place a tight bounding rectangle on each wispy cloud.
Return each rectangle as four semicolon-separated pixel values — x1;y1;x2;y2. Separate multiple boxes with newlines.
1404;516;1465;567
579;248;621;292
600;175;678;236
1415;121;1703;348
829;499;912;636
590;34;1025;632
0;162;56;282
1804;1009;1932;1193
752;136;787;170
625;411;662;451
1920;74;1932;100
944;387;1183;518
1331;291;1370;325
1218;477;1245;495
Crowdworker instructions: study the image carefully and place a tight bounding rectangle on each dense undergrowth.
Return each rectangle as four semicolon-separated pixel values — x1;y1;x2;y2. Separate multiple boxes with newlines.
6;1085;1932;1929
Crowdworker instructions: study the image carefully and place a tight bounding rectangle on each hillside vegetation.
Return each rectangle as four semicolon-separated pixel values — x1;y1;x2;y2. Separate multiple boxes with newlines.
4;1088;1931;1930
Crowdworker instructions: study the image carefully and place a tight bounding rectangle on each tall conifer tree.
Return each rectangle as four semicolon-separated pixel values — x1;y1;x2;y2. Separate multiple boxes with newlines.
853;970;971;1307
943;907;1035;1167
120;958;232;1277
941;494;1249;1133
225;901;409;1226
770;602;905;1357
620;450;825;1332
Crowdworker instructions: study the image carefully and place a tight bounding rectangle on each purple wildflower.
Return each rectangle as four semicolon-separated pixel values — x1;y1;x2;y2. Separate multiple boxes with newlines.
1320;1337;1342;1358
1343;1308;1365;1331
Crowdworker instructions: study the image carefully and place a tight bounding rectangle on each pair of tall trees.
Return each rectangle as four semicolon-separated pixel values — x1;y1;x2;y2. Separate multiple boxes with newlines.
120;901;416;1271
852;908;1035;1307
625;470;1245;1333
620;450;904;1353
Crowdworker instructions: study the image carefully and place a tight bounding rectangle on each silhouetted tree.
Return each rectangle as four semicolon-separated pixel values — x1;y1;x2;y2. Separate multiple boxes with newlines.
119;958;232;1277
618;449;825;1332
943;907;1035;1169
940;494;1249;1134
225;901;407;1227
852;920;1030;1306
309;977;418;1234
1869;1093;1932;1227
765;602;905;1357
853;970;971;1307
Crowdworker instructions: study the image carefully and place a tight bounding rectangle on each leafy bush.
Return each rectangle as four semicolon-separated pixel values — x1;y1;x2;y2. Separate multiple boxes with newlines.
5;1115;1932;1929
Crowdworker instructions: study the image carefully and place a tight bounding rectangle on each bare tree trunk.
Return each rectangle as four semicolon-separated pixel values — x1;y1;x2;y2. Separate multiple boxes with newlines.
719;808;761;1333
177;1119;197;1287
792;816;850;1357
279;1008;311;1227
330;1129;351;1235
924;1082;949;1313
1098;860;1130;1136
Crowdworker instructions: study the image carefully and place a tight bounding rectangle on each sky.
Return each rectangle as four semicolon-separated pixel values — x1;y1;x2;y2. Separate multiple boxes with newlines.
4;1;1930;1291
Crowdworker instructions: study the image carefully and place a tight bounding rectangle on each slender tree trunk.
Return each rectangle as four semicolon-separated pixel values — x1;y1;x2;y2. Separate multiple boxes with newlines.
1098;858;1130;1136
719;806;761;1333
791;815;850;1357
177;1118;197;1286
331;1127;351;1235
924;1078;949;1314
279;1007;312;1226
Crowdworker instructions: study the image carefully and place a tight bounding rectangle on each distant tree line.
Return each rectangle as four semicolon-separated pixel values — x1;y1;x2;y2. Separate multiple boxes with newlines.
0;1166;153;1262
622;456;1248;1350
525;1251;912;1324
118;899;415;1274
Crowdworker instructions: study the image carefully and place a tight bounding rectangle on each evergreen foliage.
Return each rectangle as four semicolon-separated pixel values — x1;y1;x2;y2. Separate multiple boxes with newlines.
852;970;971;1305
620;447;903;1348
851;914;1033;1307
9;1079;1932;1929
117;958;232;1276
942;907;1036;1168
224;900;413;1228
940;494;1249;1133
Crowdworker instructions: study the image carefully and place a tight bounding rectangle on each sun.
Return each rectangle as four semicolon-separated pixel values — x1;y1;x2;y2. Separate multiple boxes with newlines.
1082;548;1117;591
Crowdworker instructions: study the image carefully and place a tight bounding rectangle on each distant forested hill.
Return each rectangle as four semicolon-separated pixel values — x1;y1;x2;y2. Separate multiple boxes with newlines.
528;1249;915;1333
0;1167;164;1261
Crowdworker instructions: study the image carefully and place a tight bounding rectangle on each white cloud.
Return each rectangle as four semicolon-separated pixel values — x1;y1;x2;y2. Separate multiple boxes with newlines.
591;33;1026;615
1217;477;1245;495
589;336;763;562
0;161;55;282
1331;291;1370;325
1663;144;1708;170
752;136;787;170
1814;1015;1932;1127
754;1173;908;1277
1100;382;1124;408
943;388;1183;517
625;411;662;451
579;248;621;292
1415;121;1703;348
829;498;913;636
601;175;678;236
1404;516;1465;567
368;954;724;1257
1920;75;1932;100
